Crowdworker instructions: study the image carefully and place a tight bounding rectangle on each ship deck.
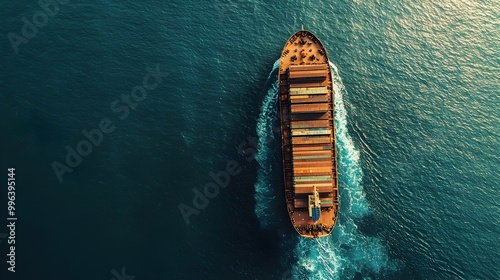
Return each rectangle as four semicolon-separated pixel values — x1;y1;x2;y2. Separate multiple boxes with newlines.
278;30;338;238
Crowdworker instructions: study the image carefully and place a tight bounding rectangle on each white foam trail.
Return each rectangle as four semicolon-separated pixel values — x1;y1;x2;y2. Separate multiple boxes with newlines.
290;62;391;279
271;59;280;76
254;60;394;279
329;61;369;218
254;60;280;228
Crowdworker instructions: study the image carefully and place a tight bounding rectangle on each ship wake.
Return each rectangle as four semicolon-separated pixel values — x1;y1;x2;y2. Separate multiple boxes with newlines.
254;61;396;279
254;59;281;228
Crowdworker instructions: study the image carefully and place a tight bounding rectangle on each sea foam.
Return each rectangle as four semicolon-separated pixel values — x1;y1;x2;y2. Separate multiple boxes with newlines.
255;61;395;279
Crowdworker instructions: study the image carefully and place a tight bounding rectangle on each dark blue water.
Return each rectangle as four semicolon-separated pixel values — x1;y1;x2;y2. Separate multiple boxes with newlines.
1;1;498;279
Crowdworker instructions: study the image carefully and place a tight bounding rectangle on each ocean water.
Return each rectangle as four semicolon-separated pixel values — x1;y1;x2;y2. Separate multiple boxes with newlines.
1;1;498;279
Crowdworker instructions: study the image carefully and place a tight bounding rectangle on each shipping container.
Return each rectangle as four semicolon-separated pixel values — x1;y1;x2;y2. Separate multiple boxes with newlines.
293;153;331;159
294;198;308;208
293;159;331;164
289;78;327;85
292;162;332;168
292;136;331;145
290;103;329;113
293;150;331;155
292;159;331;164
291;120;330;128
289;70;328;79
290;95;330;104
289;81;326;88
293;153;331;160
292;145;332;151
290;112;330;121
294;175;332;182
293;172;333;178
293;171;332;177
294;185;332;194
289;64;328;71
293;168;332;174
291;129;330;136
320;198;334;207
289;86;328;95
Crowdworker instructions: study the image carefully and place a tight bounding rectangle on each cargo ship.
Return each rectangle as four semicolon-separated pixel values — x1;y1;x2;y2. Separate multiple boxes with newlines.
278;29;338;238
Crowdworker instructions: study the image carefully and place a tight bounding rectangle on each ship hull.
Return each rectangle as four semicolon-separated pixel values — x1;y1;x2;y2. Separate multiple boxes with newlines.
278;30;338;238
